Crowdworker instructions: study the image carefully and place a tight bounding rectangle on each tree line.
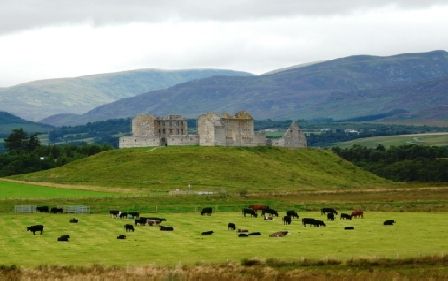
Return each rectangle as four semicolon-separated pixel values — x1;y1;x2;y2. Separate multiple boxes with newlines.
0;129;111;176
332;144;448;182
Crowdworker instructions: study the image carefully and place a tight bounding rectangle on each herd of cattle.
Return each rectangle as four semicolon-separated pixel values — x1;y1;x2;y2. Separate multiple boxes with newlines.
25;204;396;241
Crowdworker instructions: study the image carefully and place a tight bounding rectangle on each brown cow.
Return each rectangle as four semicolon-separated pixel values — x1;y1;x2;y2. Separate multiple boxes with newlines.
351;210;364;218
248;204;269;212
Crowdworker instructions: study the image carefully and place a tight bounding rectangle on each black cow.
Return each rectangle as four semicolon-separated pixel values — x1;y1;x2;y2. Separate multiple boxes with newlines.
160;226;174;231
109;210;120;218
117;234;126;239
135;217;147;226
228;223;236;230
237;229;248;233
286;210;299;219
128;212;140;219
242;208;258;218
118;212;128;219
147;220;162;226
201;207;213;216
36;206;49;212
283;215;292;225
238;233;248;237
69;218;78;223
27;225;44;235
321;208;338;215
344;226;354;230
340;213;352;220
248;232;261;236
384;220;396;226
124;224;135;232
327;212;335;221
262;208;279;217
57;234;70;242
302;218;326;227
201;230;214;235
50;207;63;214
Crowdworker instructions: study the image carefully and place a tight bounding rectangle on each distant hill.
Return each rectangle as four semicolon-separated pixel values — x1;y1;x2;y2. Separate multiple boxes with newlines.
335;132;448;148
10;146;389;191
0;112;53;137
0;69;252;122
50;50;448;126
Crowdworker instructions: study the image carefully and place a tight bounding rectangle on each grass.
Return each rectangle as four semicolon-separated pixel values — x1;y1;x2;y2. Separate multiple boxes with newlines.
9;146;390;191
0;180;115;200
0;212;447;266
337;132;448;148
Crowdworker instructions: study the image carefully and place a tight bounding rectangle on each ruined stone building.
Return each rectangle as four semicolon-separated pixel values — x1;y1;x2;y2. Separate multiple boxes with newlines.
119;111;307;148
119;114;198;148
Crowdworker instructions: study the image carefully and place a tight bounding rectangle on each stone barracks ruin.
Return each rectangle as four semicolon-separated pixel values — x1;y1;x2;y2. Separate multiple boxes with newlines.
119;111;307;148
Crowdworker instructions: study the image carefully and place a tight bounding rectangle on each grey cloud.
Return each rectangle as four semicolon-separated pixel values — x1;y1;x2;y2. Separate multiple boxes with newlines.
0;0;447;34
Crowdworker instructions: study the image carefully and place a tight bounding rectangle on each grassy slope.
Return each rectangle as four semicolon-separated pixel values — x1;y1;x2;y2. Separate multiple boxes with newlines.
0;212;446;266
0;181;115;200
9;146;389;191
336;132;448;148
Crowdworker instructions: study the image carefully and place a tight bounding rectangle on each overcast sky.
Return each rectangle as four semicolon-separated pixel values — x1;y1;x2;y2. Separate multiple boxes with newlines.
0;0;447;87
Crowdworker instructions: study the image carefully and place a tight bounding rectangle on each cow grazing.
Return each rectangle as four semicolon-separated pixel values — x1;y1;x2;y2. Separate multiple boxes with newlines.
242;208;258;218
36;206;49;212
109;210;120;218
69;218;78;223
327;212;335;221
344;226;354;230
248;204;269;212
117;234;126;240
128;211;140;219
118;212;128;219
201;207;213;216
283;215;292;225
201;231;214;235
57;234;70;242
135;217;147;226
147;220;162;226
351;210;364;219
237;229;248;233
262;208;279;217
248;232;261;236
384;220;396;226
124;224;135;232
340;213;352;220
50;207;63;214
302;218;326;227
269;231;288;237
321;208;338;215
264;215;273;221
228;223;236;230
238;233;248;237
27;225;44;235
160;226;174;231
286;210;299;219
146;217;166;222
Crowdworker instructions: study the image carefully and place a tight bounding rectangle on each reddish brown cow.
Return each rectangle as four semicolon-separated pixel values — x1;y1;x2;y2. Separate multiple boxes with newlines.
351;210;364;218
248;204;269;212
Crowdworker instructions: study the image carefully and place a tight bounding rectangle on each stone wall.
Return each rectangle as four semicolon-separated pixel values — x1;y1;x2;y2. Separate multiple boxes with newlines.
167;135;199;146
119;136;161;148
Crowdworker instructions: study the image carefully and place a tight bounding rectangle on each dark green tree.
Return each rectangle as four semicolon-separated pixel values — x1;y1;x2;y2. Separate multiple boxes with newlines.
4;129;28;152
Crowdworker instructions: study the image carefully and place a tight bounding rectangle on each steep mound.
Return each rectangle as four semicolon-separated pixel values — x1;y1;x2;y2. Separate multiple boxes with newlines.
10;147;389;191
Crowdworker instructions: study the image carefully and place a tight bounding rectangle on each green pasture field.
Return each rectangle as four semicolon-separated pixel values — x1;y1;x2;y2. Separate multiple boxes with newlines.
336;132;448;148
0;212;447;266
0;180;115;200
10;146;389;191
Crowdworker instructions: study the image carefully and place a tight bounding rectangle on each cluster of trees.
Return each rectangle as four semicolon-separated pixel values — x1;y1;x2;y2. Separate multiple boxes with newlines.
0;129;111;176
332;144;448;182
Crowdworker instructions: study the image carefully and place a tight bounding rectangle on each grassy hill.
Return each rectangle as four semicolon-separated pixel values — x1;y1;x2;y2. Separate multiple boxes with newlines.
10;146;389;192
336;132;448;148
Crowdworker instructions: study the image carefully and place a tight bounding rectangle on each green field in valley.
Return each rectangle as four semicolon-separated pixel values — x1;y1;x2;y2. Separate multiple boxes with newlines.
9;146;390;192
0;180;115;200
336;132;448;148
0;212;447;266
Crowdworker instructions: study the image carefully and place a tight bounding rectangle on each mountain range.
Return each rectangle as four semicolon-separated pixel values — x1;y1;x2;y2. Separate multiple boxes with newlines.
0;69;251;121
41;50;448;126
